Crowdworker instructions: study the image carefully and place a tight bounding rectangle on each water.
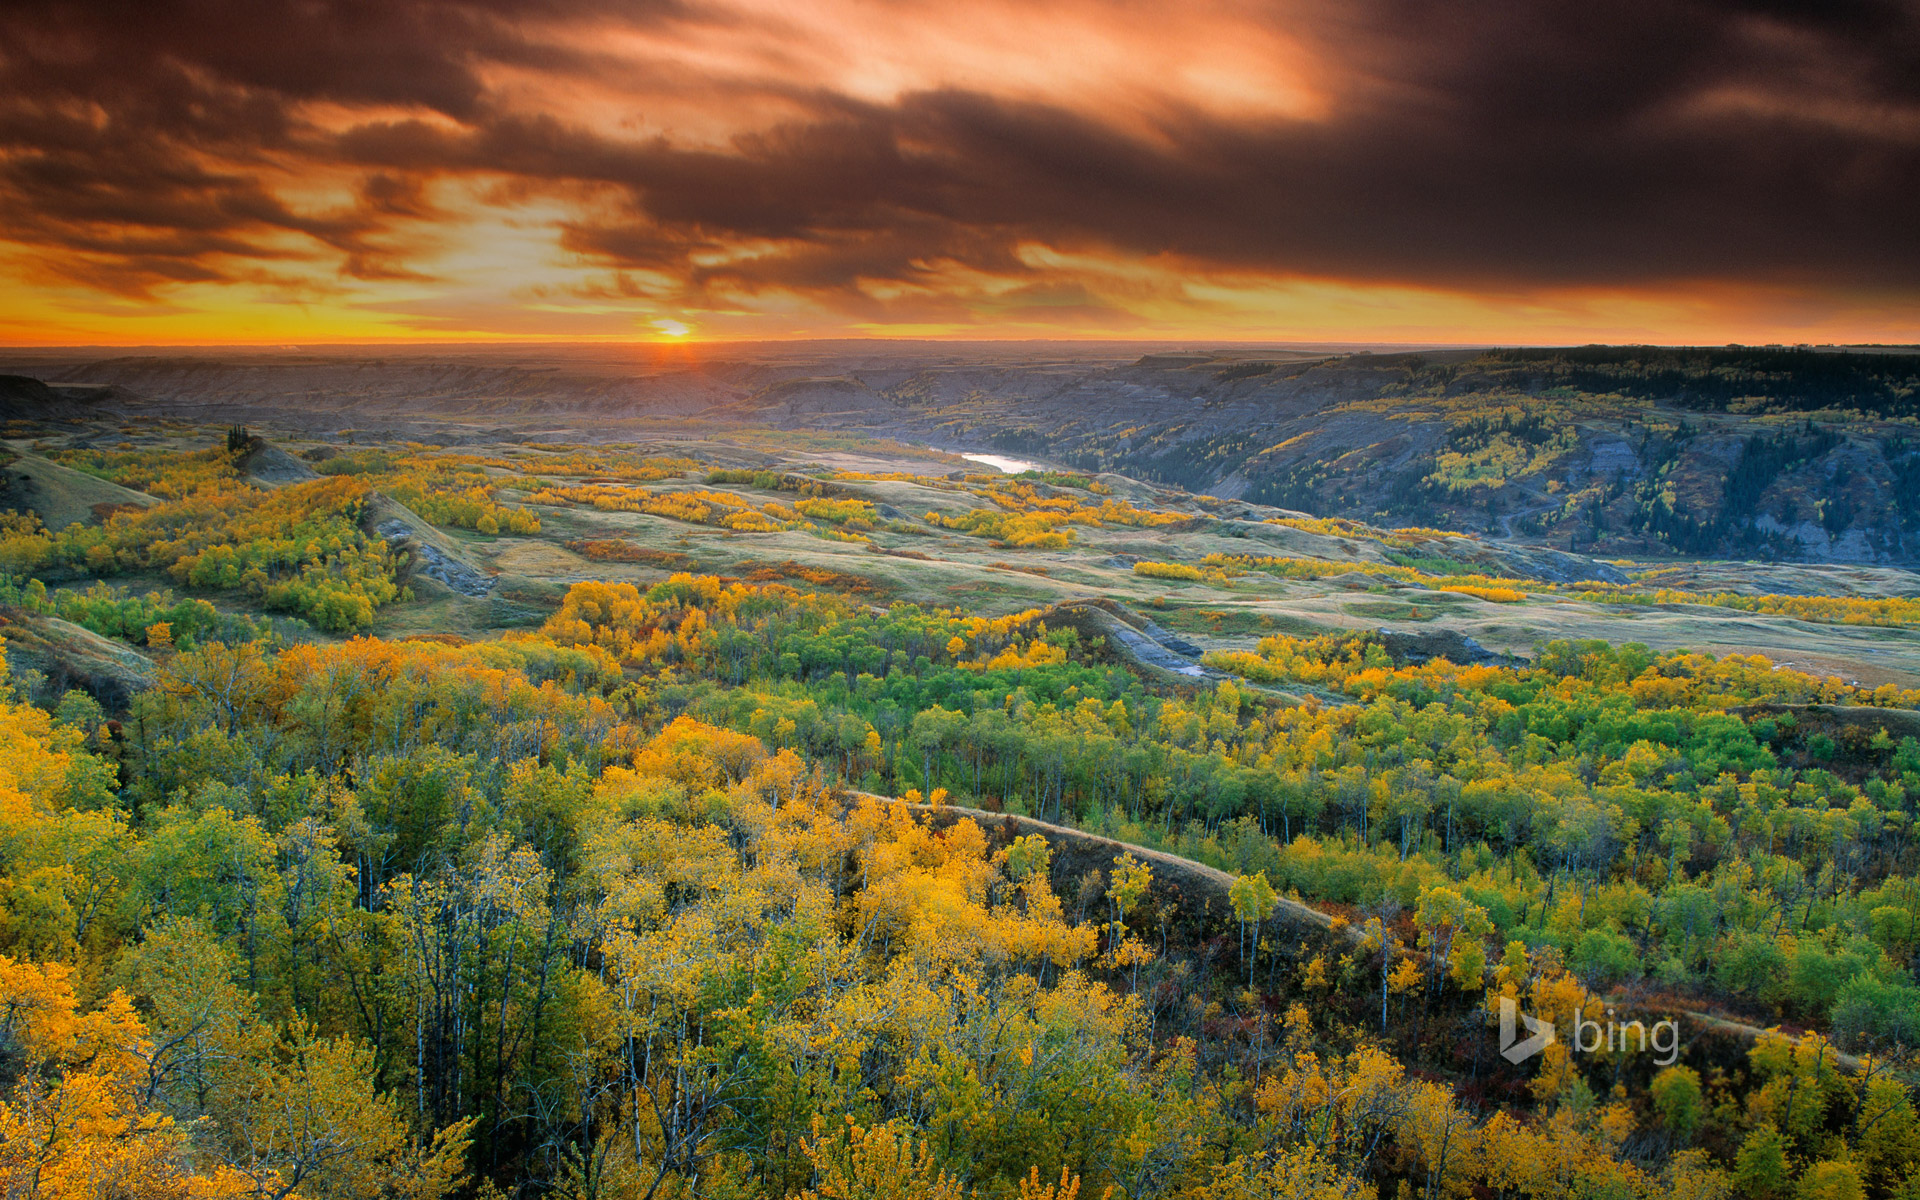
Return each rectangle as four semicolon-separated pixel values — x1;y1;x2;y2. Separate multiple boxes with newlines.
960;453;1040;474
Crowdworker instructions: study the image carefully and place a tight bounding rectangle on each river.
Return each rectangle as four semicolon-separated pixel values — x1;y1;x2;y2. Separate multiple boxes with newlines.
959;453;1040;474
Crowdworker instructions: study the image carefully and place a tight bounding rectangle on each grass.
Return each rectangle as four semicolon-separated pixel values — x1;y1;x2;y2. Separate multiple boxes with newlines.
1154;607;1286;636
1343;601;1442;622
1386;552;1501;577
1;451;159;531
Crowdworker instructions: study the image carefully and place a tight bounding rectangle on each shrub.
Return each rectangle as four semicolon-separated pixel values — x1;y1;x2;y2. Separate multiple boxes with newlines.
1134;561;1202;581
1440;584;1526;603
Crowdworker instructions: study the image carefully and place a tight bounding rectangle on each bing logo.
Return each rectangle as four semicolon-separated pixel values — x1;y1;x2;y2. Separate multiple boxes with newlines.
1499;996;1681;1066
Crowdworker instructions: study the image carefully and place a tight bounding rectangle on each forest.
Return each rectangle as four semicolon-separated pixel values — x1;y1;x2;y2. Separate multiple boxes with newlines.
0;424;1917;1199
1461;348;1920;420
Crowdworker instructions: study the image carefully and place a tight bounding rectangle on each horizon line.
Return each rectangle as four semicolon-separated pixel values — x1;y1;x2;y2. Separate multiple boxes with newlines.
4;336;1912;354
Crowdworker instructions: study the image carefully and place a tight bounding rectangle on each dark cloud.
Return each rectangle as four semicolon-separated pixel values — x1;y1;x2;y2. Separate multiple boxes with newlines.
0;0;673;292
2;0;1917;313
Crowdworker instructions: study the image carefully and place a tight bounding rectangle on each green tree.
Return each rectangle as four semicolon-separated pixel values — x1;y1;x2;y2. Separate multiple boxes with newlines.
1734;1123;1789;1200
1651;1065;1705;1142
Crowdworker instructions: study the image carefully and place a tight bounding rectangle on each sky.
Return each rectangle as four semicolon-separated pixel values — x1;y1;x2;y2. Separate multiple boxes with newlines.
2;0;1917;346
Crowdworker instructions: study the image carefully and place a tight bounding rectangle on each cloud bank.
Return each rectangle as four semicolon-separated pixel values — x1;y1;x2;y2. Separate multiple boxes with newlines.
3;0;1917;341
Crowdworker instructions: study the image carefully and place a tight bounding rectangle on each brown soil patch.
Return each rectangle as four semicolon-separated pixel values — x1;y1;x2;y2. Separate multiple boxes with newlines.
735;559;889;595
566;540;695;568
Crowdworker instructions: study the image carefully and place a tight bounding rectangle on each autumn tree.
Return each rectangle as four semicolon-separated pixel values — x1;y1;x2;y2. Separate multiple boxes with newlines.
1229;871;1279;987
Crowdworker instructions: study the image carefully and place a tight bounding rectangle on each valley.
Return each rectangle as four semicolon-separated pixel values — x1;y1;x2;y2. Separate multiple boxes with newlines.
2;346;1918;1199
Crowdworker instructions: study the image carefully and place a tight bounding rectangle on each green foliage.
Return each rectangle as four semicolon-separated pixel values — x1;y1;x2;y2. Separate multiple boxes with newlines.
6;469;399;631
316;447;541;533
0;555;1915;1198
1650;1066;1704;1141
528;578;1920;1050
1015;469;1099;490
1385;552;1501;576
0;578;302;648
1734;1124;1790;1199
705;467;840;494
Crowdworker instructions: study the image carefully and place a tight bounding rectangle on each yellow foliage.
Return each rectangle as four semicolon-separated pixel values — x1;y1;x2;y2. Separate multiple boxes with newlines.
794;497;879;528
22;474;401;632
925;483;1179;548
1301;955;1328;990
1134;561;1202;581
0;955;254;1197
1019;1164;1109;1200
54;443;239;498
801;1119;968;1200
1572;584;1920;627
1387;957;1423;994
1440;584;1527;603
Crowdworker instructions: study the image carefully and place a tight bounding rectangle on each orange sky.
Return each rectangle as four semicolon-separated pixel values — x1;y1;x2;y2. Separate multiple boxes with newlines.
3;0;1917;346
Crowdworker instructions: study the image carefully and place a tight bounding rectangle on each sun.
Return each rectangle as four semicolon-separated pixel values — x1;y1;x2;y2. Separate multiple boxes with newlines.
651;318;690;338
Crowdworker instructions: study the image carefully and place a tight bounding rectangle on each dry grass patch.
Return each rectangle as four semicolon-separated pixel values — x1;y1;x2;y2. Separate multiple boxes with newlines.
492;540;594;576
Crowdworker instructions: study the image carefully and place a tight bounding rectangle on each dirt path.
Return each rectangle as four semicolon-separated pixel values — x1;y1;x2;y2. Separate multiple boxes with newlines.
857;790;1872;1071
850;790;1338;933
1493;487;1562;541
1649;1008;1866;1072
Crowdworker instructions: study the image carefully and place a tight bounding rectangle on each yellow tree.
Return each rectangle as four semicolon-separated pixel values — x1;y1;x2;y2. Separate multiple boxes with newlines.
1183;1146;1374;1199
222;1027;473;1200
1228;872;1279;988
1413;886;1492;994
801;1120;968;1200
0;954;254;1197
113;917;275;1129
1107;854;1155;992
0;649;131;981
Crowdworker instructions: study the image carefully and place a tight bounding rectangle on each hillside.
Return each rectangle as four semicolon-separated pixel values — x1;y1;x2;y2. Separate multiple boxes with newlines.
0;448;159;530
1;376;1918;1199
0;372;118;421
